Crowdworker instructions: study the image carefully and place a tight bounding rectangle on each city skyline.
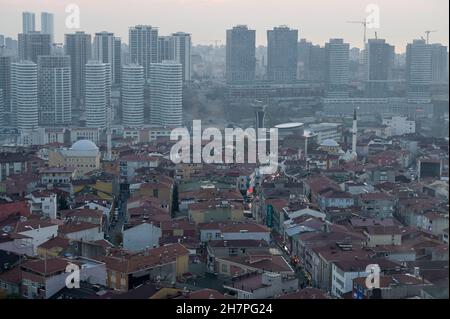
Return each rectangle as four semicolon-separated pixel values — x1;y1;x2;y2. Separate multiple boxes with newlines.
0;0;448;51
0;0;448;303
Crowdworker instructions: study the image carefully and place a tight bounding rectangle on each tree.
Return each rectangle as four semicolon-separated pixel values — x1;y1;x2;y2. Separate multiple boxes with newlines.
58;195;69;210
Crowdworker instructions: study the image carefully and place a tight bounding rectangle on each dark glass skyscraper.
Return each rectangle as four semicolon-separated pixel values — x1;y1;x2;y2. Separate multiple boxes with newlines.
226;25;256;84
65;31;92;103
38;55;71;126
325;38;350;98
0;56;11;115
365;38;395;97
18;32;51;63
406;39;432;100
129;25;158;80
267;26;298;83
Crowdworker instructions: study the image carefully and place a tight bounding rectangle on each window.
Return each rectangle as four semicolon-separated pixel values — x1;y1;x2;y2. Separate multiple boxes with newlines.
221;264;228;273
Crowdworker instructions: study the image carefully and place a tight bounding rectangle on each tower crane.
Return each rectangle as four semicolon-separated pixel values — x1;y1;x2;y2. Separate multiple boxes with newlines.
347;20;368;46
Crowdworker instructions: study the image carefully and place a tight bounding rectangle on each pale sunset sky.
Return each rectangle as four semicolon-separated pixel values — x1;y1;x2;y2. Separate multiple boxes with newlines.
0;0;448;51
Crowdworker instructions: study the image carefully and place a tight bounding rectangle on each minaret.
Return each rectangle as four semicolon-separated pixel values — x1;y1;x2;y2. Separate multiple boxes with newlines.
352;107;358;156
106;106;112;161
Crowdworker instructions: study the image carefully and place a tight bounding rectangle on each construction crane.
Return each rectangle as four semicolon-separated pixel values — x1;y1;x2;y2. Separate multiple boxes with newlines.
206;40;221;48
347;20;367;46
424;30;437;44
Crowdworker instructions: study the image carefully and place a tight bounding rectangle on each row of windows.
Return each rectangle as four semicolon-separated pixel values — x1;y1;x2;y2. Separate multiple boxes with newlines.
67;163;96;168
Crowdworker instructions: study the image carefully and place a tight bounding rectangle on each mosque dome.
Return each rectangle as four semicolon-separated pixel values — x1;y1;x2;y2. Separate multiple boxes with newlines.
71;139;99;152
320;139;339;147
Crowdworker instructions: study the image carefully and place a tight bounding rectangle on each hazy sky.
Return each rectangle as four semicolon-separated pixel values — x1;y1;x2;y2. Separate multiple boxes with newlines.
0;0;448;51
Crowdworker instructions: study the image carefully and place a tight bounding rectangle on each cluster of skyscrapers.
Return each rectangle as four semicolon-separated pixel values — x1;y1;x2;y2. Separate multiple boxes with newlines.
0;13;191;133
225;24;448;102
0;13;448;134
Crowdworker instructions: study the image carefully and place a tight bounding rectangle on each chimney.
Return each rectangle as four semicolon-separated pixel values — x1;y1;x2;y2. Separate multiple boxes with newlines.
414;267;420;278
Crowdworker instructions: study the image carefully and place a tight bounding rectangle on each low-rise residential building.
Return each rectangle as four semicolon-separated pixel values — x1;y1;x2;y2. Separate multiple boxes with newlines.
159;220;198;248
0;267;22;296
223;272;298;299
0;201;31;223
215;252;295;279
342;181;375;195
122;222;162;252
37;237;71;258
199;222;271;243
60;209;104;226
189;201;245;224
58;221;104;242
363;225;402;247
206;239;269;273
119;155;160;182
20;257;106;299
331;259;400;298
318;190;354;210
39;167;75;185
0;219;59;256
27;190;57;219
292;227;367;291
98;243;189;292
416;212;449;238
358;192;396;219
352;274;431;299
277;287;330;299
0;153;30;182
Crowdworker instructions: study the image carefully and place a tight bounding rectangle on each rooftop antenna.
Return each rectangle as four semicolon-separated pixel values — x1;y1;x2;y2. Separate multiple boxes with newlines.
424;30;437;44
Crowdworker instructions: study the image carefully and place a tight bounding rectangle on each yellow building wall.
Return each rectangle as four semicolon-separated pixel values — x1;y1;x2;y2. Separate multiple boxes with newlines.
48;151;65;167
107;270;129;291
74;181;114;200
175;254;189;277
37;247;61;259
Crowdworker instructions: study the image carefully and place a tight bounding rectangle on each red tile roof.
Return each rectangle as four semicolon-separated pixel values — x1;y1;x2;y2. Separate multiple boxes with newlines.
38;236;71;250
0;266;22;284
0;202;31;222
278;288;329;299
21;258;73;276
364;225;402;236
188;289;226;299
199;221;270;234
98;243;189;273
13;219;57;233
360;192;394;201
221;255;293;273
58;221;99;234
60;209;103;220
